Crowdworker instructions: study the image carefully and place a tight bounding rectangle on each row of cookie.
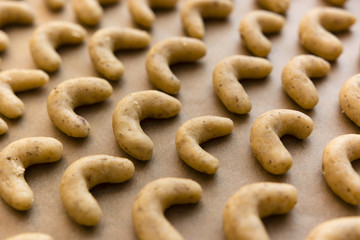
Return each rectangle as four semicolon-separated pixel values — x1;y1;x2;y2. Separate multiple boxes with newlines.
0;51;349;138
240;7;356;61
42;0;349;28
1;2;356;69
3;179;358;240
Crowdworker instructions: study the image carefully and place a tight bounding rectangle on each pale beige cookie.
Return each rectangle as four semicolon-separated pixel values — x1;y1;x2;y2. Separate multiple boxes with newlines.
73;0;119;26
89;27;151;81
282;55;331;109
180;0;233;39
0;1;34;27
0;1;34;51
239;10;285;57
132;178;202;240
257;0;290;14
4;233;54;240
175;116;233;174
29;21;87;72
322;134;360;205
250;109;314;175
212;55;272;114
339;74;360;127
325;0;347;7
223;182;298;240
299;7;356;61
146;37;206;95
0;137;63;211
60;155;135;226
0;30;9;52
47;77;112;138
112;90;181;160
306;217;360;240
0;69;49;119
45;0;65;10
0;118;7;135
128;0;178;28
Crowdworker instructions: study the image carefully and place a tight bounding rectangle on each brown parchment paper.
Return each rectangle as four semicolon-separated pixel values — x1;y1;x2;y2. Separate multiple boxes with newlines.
0;0;360;239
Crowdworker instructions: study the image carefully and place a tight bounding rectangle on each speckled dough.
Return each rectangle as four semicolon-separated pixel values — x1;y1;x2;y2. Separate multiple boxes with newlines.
47;77;113;138
306;217;360;240
250;109;314;175
146;37;206;95
60;155;135;226
339;74;360;127
239;10;285;57
257;0;290;14
89;27;151;81
212;55;272;114
4;233;54;240
0;137;63;211
0;69;48;135
29;21;87;72
282;55;331;110
112;90;181;160
132;178;202;240
322;134;360;205
73;0;119;26
325;0;347;7
181;0;233;39
45;0;65;10
175;116;233;174
128;0;178;28
0;69;49;119
299;7;356;61
223;182;298;240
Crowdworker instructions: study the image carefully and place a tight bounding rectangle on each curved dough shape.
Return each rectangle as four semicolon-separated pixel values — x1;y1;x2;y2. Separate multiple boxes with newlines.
0;1;34;51
223;182;298;240
4;233;54;240
322;134;360;205
0;69;49;119
325;0;347;7
250;109;314;175
305;217;360;240
213;55;272;114
257;0;290;14
282;55;331;110
112;90;181;160
0;30;9;52
60;155;135;226
132;177;202;240
128;0;178;28
146;37;206;95
339;74;360;127
89;27;151;81
175;116;233;174
0;2;34;27
73;0;119;26
0;137;63;211
180;0;233;39
239;10;285;57
29;21;87;72
47;77;113;138
45;0;65;10
299;7;356;61
0;118;8;135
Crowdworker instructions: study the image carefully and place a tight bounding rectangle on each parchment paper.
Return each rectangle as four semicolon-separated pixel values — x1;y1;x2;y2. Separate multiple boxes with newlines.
0;0;360;239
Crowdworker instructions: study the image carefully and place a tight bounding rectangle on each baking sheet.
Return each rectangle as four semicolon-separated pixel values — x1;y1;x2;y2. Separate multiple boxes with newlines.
1;0;360;239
